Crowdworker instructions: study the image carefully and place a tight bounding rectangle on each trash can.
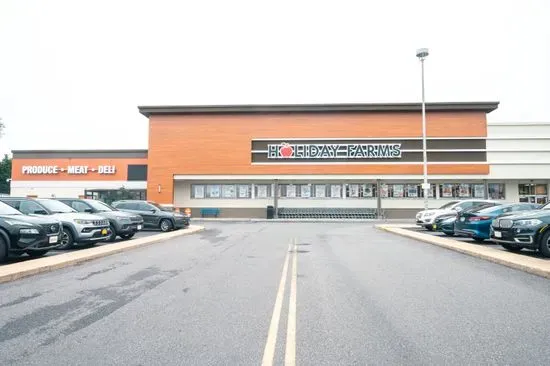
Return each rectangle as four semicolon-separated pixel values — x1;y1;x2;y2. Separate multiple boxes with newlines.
266;205;275;219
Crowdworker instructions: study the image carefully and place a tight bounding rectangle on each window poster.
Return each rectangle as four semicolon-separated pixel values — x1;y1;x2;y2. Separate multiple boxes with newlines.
331;184;342;198
380;183;388;198
286;184;296;198
193;185;205;199
349;184;359;198
301;185;311;198
407;185;418;198
459;184;470;197
238;185;249;198
257;185;268;198
222;184;236;198
315;185;326;198
474;184;485;198
207;185;221;198
363;184;374;197
442;184;453;198
393;184;404;198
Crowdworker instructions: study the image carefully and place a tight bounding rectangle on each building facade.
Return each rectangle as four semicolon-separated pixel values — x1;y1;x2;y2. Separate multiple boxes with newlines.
10;102;550;218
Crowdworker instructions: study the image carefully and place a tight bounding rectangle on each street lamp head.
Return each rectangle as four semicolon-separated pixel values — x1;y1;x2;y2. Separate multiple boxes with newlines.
416;48;429;60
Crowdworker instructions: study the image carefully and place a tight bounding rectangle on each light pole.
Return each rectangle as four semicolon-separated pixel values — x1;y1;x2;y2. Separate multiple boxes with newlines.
416;48;430;210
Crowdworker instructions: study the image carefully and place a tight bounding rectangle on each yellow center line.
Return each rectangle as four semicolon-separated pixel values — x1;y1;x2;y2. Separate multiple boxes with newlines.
285;238;298;366
261;242;292;366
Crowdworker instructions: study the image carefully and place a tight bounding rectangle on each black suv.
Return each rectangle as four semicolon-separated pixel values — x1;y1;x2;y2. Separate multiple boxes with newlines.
490;202;550;256
111;200;190;232
0;201;62;262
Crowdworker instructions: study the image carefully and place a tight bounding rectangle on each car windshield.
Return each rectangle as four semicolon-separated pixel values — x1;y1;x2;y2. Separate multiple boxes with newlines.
439;201;459;209
85;200;114;212
150;202;175;212
0;201;23;215
477;205;509;214
37;199;76;213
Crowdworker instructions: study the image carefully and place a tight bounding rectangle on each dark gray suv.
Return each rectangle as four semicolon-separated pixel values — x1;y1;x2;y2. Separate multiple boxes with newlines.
111;200;190;232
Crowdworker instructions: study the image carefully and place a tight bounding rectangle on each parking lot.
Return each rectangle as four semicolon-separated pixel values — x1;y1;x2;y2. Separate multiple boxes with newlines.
1;230;158;266
407;225;550;260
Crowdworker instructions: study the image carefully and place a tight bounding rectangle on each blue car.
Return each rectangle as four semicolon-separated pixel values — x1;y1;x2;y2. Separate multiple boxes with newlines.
454;203;540;242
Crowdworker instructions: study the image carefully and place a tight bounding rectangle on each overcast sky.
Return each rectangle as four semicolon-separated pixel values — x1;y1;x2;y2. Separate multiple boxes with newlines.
0;0;549;155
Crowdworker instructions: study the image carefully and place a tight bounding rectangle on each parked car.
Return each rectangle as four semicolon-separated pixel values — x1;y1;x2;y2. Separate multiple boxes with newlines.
0;201;62;262
490;208;550;257
455;203;540;242
58;198;144;242
111;200;190;232
416;200;502;231
435;216;458;236
0;197;111;249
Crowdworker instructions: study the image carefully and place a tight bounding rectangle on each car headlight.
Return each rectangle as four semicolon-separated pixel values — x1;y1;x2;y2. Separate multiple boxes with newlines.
514;219;543;226
424;212;434;217
20;228;40;235
115;216;131;222
74;219;95;225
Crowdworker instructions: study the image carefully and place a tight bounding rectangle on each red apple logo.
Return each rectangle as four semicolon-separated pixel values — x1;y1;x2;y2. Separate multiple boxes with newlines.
279;143;294;158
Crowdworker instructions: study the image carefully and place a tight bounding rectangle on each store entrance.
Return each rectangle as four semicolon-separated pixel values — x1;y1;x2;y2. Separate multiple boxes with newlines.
518;184;548;205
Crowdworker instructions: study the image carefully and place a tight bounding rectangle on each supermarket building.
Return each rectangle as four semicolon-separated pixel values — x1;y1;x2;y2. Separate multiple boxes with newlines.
10;102;550;218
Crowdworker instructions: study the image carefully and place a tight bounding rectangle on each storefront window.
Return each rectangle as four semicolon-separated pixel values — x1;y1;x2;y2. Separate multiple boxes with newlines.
192;184;252;199
380;183;435;198
518;184;547;204
439;183;484;199
488;183;505;200
255;184;271;198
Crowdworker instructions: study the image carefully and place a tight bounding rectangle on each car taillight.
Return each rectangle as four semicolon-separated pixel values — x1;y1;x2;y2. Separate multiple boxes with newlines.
469;216;491;222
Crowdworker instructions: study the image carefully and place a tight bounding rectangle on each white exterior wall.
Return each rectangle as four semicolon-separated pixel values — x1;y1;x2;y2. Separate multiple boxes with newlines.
10;181;147;198
487;123;550;180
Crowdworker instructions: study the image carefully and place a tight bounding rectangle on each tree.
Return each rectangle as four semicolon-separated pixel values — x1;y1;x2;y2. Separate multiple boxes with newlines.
0;154;11;194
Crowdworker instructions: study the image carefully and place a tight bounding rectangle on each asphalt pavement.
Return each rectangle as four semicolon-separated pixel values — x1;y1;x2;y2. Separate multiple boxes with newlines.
1;222;550;365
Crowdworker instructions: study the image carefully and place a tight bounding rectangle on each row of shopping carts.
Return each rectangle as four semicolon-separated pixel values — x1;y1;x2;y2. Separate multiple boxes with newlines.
277;207;380;219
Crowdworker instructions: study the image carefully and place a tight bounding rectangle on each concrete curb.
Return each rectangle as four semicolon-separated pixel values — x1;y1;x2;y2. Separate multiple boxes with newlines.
0;225;205;284
376;224;550;279
191;218;414;224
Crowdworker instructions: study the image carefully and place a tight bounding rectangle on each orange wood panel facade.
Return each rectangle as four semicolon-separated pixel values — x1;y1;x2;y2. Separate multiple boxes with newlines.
147;111;489;203
11;158;148;181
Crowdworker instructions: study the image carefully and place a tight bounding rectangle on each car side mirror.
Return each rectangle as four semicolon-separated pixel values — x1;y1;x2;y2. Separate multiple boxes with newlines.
150;209;157;213
33;209;48;215
454;207;463;212
84;208;93;213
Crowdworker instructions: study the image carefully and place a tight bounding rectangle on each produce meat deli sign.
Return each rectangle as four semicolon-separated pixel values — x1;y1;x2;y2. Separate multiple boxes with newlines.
251;139;403;164
21;165;116;175
268;142;401;159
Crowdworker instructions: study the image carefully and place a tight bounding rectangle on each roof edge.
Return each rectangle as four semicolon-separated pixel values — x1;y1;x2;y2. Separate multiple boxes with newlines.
138;101;500;117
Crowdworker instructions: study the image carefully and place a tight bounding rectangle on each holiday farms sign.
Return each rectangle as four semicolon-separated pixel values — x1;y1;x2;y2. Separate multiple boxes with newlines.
267;142;401;159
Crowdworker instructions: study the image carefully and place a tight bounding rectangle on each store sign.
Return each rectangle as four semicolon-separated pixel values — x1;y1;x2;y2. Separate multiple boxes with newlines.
21;165;117;175
267;142;401;159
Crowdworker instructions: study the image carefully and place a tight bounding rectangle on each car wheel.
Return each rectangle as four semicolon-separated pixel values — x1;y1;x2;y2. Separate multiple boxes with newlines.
120;233;135;240
501;244;523;253
58;228;75;250
425;225;434;231
26;249;49;258
0;236;7;263
107;224;117;242
539;231;550;258
472;237;485;243
160;219;173;232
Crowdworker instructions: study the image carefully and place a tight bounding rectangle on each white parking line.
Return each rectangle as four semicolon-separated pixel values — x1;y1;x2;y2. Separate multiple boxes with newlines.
285;238;298;366
261;242;292;366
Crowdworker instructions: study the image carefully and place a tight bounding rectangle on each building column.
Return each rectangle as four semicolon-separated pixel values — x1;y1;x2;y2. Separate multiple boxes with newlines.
273;180;279;218
376;179;382;219
484;179;489;199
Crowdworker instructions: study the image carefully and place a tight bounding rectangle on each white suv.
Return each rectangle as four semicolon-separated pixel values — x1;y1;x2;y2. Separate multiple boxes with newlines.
416;199;501;230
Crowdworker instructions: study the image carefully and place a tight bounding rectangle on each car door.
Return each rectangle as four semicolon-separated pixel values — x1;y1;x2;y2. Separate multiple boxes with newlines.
136;203;158;228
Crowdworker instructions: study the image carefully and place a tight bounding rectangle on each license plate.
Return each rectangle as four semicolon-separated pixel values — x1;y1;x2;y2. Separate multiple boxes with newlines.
494;231;502;238
49;236;58;244
137;225;142;230
460;217;465;222
101;228;108;235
